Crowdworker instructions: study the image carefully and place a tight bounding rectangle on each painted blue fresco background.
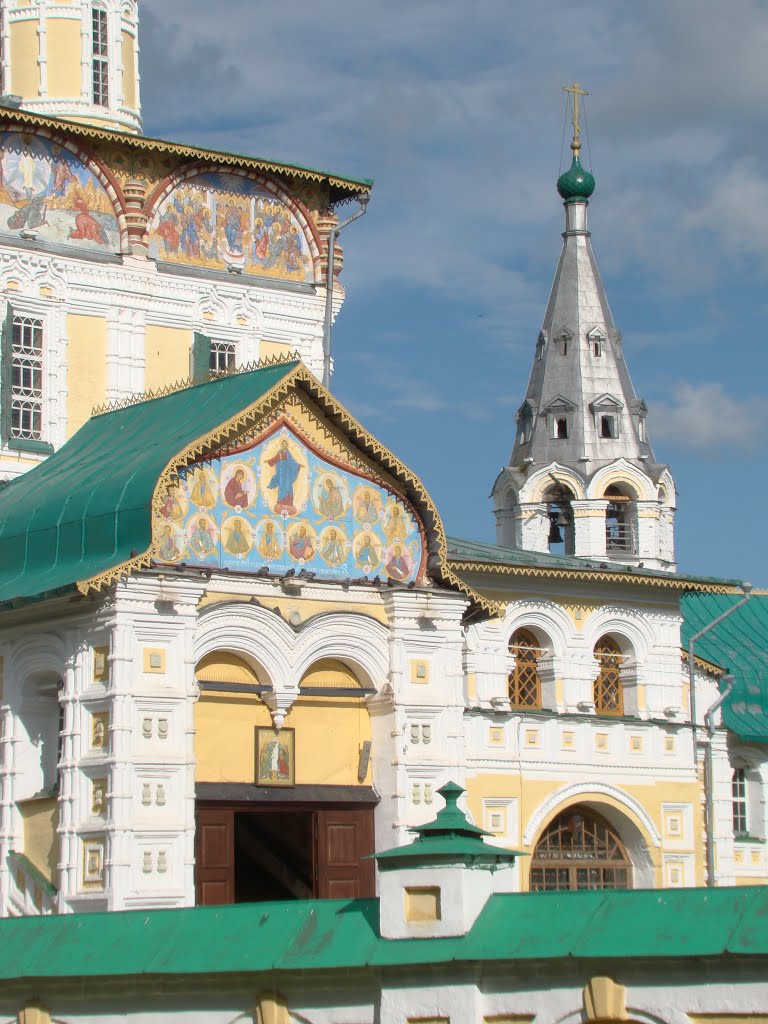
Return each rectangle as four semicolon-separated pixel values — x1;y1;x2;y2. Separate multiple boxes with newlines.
154;424;422;582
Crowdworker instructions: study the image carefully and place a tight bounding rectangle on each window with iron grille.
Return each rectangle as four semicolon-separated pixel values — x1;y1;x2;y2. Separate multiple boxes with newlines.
209;340;236;375
508;629;542;708
530;808;632;892
92;6;109;107
593;635;623;715
11;315;44;440
732;768;748;834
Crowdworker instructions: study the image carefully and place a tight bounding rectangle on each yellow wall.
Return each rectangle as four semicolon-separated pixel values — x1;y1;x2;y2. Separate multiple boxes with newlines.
465;773;705;889
10;19;39;98
195;692;371;786
45;18;82;98
19;797;58;887
121;31;136;109
260;340;293;361
66;314;107;437
144;326;191;392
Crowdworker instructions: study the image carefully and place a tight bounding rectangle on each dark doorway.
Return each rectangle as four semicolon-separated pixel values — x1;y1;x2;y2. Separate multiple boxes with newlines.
195;802;375;905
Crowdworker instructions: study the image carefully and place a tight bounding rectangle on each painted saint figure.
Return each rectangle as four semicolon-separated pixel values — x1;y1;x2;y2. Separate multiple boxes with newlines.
190;468;217;508
385;543;410;581
383;504;409;541
258;520;283;561
160;484;185;521
224;468;250;509
355;488;380;525
224;518;251;558
320;528;345;566
189;517;216;558
69;196;107;244
318;476;344;519
355;533;379;571
289;525;315;561
260;738;289;782
267;438;301;515
158;524;180;561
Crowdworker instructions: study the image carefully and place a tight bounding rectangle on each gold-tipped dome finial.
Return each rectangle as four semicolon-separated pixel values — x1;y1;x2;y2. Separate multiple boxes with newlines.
557;81;595;201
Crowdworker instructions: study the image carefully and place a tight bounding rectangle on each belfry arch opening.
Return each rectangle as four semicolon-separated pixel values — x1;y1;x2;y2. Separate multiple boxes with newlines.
193;650;376;907
543;483;575;555
604;485;635;556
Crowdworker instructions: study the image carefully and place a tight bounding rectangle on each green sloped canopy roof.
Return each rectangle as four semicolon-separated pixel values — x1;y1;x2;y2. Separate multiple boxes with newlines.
682;592;768;742
0;362;299;605
447;535;739;588
0;887;765;980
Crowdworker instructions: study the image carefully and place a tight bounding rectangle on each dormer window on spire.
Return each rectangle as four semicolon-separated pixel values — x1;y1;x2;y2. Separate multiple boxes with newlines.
92;4;110;107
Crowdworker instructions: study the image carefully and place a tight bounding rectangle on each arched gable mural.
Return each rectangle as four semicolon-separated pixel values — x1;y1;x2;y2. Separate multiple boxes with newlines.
154;421;424;583
147;172;314;282
0;131;120;251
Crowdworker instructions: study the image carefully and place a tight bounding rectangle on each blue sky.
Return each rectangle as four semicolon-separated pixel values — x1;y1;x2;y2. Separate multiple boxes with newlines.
141;0;768;585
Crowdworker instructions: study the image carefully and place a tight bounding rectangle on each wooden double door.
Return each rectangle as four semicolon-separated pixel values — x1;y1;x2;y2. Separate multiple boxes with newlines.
195;802;375;906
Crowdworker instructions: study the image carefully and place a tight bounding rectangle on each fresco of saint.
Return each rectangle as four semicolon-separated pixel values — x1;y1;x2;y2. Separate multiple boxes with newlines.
354;487;381;525
259;737;290;782
189;467;217;509
188;516;217;558
266;438;302;515
385;543;411;581
354;532;381;572
223;517;252;559
224;467;251;509
315;475;346;519
160;483;186;521
157;523;181;562
257;519;283;561
383;504;409;542
320;527;346;566
289;524;315;561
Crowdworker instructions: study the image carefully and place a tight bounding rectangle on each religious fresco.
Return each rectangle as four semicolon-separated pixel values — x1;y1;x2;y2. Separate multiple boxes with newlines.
0;132;120;251
147;172;314;282
154;424;423;583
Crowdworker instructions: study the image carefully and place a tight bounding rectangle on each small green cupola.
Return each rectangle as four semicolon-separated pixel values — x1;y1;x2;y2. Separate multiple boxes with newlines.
557;154;596;202
376;781;521;869
376;782;523;940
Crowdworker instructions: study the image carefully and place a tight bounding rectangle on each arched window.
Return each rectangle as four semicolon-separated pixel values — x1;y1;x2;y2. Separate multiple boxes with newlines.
530;807;632;891
508;629;542;709
593;636;623;715
604;485;634;554
91;4;110;107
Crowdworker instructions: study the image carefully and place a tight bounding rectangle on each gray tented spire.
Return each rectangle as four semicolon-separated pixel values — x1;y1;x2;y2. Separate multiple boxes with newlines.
492;96;676;571
516;198;652;472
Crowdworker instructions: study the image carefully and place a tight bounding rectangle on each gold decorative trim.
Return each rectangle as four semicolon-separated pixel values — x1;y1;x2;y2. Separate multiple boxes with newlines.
681;650;725;676
0;108;371;195
91;353;302;416
76;365;492;613
449;558;739;594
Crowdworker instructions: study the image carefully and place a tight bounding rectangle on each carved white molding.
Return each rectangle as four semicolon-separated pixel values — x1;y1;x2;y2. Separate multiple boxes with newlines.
522;779;662;848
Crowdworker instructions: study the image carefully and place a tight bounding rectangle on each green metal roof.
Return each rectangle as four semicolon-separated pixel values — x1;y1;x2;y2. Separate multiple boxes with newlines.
447;535;740;589
0;363;299;605
0;886;765;980
682;592;768;742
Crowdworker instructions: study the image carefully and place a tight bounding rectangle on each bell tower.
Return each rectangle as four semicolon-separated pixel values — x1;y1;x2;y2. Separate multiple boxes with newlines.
492;84;676;571
0;0;141;134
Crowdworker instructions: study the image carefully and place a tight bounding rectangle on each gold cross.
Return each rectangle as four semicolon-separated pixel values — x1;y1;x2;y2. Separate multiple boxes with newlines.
563;81;589;149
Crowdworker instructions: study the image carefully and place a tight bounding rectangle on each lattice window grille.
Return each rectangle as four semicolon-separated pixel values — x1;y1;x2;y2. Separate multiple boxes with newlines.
11;315;44;440
508;629;542;709
593;636;623;715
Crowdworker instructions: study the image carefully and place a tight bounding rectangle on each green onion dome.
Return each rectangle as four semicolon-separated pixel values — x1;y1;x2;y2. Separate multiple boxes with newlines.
557;153;595;201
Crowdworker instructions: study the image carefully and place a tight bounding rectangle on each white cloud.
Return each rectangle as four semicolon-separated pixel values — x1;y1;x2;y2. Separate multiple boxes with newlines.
649;382;768;456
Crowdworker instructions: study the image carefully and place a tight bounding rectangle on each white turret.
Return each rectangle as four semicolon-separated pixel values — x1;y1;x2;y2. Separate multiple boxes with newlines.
0;0;141;134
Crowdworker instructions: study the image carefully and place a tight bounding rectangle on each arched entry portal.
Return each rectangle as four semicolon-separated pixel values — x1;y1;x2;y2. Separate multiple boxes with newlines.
193;651;376;906
530;806;632;891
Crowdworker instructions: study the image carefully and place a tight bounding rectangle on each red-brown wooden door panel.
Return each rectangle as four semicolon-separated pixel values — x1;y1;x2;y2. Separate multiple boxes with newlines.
195;807;234;906
316;808;375;899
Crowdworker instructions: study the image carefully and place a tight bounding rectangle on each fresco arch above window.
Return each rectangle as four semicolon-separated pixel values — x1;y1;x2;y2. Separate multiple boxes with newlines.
0;131;121;253
147;171;316;283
